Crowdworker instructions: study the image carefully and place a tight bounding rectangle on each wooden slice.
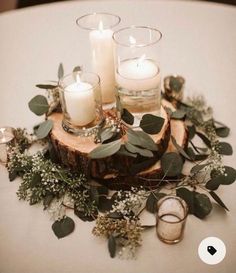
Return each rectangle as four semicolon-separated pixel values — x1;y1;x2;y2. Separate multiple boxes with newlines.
49;100;187;190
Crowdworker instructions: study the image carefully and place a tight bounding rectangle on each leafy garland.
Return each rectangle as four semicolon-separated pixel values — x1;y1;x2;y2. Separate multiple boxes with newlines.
5;64;236;259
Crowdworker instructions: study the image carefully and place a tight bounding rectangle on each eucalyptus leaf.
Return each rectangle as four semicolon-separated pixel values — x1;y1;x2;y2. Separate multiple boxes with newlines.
108;235;116;258
187;125;196;140
205;176;222;190
129;157;157;175
146;192;166;213
9;171;18;182
176;188;194;213
161;152;183;177
209;166;236;187
215;127;230;138
193;192;212;219
194;154;209;161
121;108;134;125
171;110;186;120
221;166;236;185
98;196;113;213
177;188;212;218
35;120;53;139
209;191;229;211
127;129;158;151
89;139;122;159
171;135;191;160
196;132;211;148
218;142;233;156
100;128;115;143
28;95;49;116
58;63;64;79
52;216;75;239
140;114;165;135
117;145;137;158
36;84;57;90
125;142;153;158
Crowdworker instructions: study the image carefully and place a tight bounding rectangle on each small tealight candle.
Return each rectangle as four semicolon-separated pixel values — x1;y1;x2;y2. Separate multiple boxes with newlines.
116;55;161;91
0;127;15;164
64;75;96;127
156;196;188;244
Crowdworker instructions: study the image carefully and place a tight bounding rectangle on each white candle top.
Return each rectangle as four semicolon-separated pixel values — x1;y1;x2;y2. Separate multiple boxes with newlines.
65;81;93;93
64;77;96;127
118;56;159;80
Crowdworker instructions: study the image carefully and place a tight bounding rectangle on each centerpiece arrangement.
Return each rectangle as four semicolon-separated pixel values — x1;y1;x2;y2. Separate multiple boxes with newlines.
1;13;235;259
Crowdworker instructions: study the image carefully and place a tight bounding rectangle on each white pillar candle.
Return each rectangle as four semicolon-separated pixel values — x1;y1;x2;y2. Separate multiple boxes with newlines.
116;55;161;91
64;77;96;126
89;22;115;103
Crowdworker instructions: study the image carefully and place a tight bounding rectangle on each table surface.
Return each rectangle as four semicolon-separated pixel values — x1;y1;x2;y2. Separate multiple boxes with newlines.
0;1;236;273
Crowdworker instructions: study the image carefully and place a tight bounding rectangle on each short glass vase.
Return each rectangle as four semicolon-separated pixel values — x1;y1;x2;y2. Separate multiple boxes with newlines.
156;196;188;244
59;71;104;136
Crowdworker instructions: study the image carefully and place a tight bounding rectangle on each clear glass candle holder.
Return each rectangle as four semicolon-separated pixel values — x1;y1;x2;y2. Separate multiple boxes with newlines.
59;71;104;136
76;13;121;105
113;26;162;121
156;196;188;244
0;127;15;164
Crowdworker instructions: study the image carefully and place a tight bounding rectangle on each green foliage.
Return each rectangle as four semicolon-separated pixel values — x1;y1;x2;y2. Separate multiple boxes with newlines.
108;235;116;258
176;188;212;219
161;152;183;177
127;129;158;151
52;216;75;239
28;95;49;116
146;192;166;213
140;114;165;134
58;63;64;80
35;120;53;139
89;139;122;159
121;108;134;125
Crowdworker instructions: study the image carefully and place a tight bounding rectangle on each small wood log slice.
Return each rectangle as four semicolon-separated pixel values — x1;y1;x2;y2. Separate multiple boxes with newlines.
49;100;187;190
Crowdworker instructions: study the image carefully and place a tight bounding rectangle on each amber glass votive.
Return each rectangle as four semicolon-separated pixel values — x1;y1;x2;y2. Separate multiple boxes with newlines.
156;196;188;244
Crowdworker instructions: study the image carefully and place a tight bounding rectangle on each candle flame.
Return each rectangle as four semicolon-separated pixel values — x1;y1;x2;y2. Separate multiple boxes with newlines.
76;74;81;83
0;128;5;135
98;21;104;32
137;54;146;67
129;36;136;45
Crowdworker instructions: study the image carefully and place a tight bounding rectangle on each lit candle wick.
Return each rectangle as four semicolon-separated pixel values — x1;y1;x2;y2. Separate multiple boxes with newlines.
76;74;81;84
129;36;136;45
137;54;146;67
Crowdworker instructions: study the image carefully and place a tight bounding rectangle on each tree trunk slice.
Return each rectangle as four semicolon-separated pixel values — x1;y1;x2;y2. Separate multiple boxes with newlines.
49;100;187;190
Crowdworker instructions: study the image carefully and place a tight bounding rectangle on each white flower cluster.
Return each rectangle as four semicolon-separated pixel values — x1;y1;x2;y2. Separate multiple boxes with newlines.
111;187;146;219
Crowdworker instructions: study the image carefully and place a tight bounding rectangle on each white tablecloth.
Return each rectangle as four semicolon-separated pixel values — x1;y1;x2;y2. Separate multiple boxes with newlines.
0;1;236;273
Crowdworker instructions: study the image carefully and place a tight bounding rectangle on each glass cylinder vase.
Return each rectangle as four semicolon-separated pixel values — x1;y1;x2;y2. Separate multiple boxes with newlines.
59;71;104;136
113;26;162;122
156;196;188;244
76;13;121;105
